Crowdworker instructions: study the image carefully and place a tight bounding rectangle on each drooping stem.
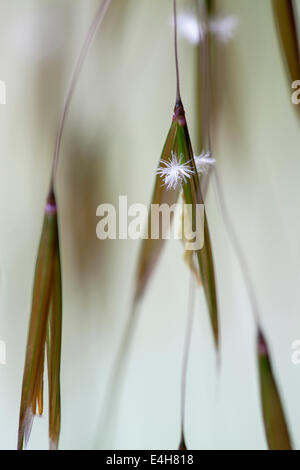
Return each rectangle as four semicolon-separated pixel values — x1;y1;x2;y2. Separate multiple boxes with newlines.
173;0;181;103
49;0;111;191
179;270;196;446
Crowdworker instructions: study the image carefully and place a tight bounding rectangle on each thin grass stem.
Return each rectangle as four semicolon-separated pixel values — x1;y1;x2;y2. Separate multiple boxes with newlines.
173;0;181;103
50;0;111;190
179;270;196;447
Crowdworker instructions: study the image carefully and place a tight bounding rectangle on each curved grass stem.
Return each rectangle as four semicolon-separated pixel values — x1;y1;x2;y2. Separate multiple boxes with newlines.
179;271;196;449
50;0;111;190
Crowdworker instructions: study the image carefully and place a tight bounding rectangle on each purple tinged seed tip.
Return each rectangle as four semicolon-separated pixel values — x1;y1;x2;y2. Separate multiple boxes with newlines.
45;190;57;214
45;202;57;214
173;100;186;126
258;330;268;356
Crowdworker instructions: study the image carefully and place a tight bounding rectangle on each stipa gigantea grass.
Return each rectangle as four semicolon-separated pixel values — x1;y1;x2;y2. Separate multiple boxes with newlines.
99;0;219;450
46;217;62;449
178;272;196;452
98;97;220;449
14;0;296;451
137;0;220;449
170;98;219;348
178;0;294;450
134;0;219;350
257;329;292;450
17;0;111;450
204;0;293;449
210;0;293;448
18;190;62;450
136;0;220;450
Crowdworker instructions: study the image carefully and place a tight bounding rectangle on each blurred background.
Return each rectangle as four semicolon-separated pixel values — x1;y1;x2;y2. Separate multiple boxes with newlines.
0;0;300;450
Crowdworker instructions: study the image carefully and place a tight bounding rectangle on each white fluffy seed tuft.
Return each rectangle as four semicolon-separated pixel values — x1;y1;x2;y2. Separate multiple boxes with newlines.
194;151;216;174
176;12;238;44
157;151;194;190
177;12;205;44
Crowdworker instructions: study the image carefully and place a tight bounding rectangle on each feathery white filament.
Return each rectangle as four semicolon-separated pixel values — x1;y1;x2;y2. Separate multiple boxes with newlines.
177;12;238;44
157;151;194;190
176;12;205;44
194;151;216;174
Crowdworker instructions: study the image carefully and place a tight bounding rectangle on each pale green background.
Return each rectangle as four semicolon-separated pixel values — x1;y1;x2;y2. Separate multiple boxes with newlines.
0;0;300;450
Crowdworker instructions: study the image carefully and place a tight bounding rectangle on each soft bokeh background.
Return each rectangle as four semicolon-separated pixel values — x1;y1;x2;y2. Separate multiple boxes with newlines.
0;0;300;450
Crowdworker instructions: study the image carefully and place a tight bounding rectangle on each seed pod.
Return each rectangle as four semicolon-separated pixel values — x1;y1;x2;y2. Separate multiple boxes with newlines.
18;190;62;450
134;98;219;348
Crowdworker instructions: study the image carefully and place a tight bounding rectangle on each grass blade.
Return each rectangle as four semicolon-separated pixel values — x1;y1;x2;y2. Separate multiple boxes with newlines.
18;0;111;450
134;98;219;348
257;329;292;450
18;191;60;450
178;272;196;450
46;236;62;450
174;100;219;348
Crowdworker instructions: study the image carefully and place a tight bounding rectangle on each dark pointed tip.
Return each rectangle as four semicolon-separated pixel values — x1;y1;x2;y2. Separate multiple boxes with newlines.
178;434;187;450
257;327;268;357
173;98;186;126
46;188;57;215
